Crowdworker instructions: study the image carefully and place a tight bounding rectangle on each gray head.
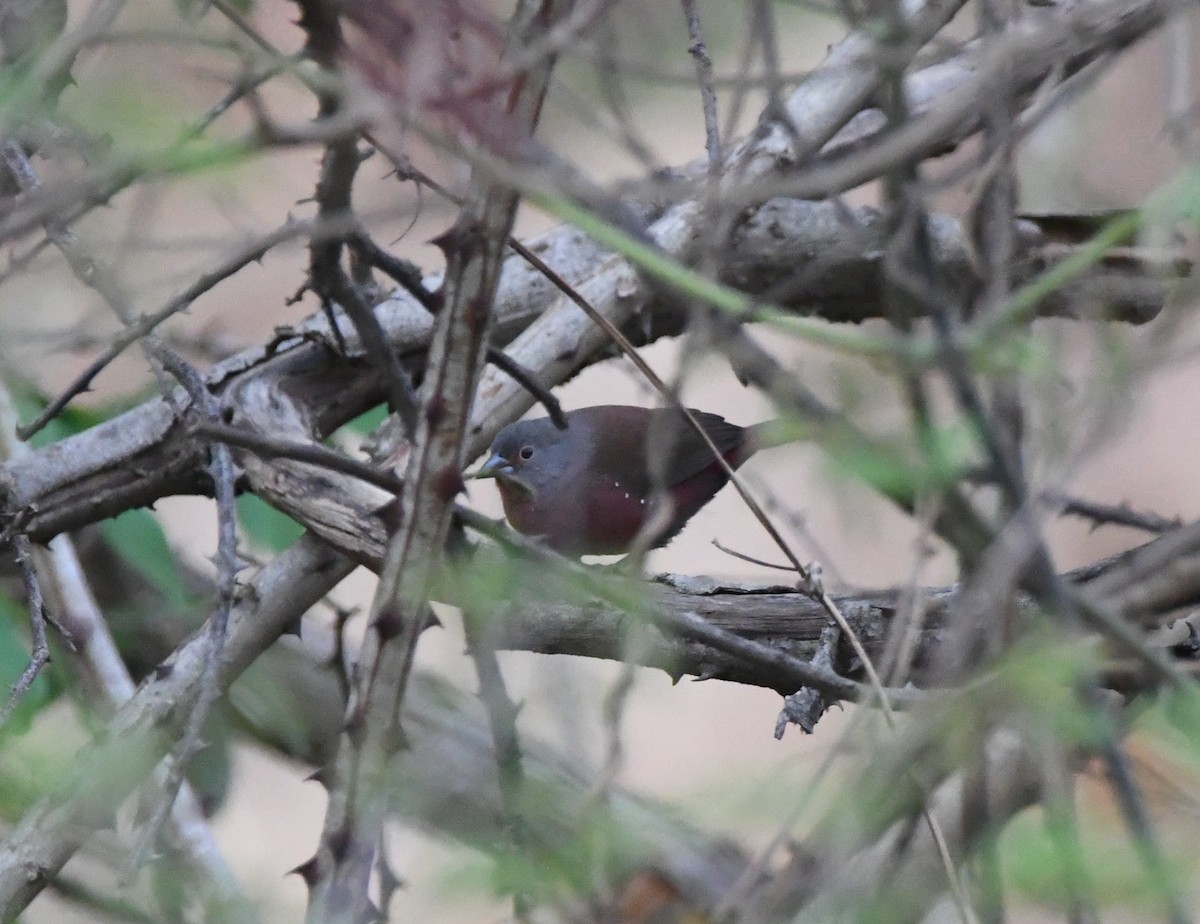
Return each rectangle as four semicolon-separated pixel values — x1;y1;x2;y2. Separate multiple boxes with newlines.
474;416;579;494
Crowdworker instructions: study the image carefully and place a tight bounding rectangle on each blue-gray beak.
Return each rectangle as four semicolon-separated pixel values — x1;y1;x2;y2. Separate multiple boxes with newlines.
471;451;513;480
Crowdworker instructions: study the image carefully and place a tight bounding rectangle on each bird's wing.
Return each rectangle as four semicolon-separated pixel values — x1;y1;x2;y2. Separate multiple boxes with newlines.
655;410;746;488
579;406;746;494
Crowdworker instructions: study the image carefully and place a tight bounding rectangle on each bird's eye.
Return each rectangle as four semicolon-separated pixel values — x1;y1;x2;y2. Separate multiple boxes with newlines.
519;445;534;461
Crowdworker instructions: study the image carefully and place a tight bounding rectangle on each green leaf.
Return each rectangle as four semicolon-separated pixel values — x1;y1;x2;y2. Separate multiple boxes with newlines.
236;495;304;553
338;403;388;438
1002;810;1184;911
98;509;190;609
824;422;977;499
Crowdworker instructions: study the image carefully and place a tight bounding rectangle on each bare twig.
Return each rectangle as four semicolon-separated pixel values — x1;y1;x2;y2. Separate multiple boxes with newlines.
1053;493;1182;534
0;534;354;919
0;378;254;920
302;7;421;438
680;0;720;169
194;420;403;493
0;534;49;727
486;346;567;428
129;352;242;875
17;217;323;441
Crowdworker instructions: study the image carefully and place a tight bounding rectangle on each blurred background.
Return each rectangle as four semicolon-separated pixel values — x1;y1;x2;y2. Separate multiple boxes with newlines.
1;1;1199;921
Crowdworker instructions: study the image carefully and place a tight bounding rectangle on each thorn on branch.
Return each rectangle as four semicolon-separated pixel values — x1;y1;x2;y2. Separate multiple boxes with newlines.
775;623;841;737
1053;492;1181;534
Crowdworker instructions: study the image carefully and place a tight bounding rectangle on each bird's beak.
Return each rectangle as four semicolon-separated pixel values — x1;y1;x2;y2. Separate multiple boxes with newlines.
470;452;535;498
470;452;514;481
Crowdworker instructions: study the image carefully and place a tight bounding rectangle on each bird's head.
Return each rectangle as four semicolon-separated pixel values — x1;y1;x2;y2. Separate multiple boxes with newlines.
471;416;576;499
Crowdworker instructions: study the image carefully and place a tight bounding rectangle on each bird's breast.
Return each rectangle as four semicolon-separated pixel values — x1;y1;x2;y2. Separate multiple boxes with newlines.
497;477;651;555
581;480;653;554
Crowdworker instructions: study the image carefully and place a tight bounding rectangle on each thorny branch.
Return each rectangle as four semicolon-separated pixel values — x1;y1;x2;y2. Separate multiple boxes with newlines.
304;2;573;921
0;378;254;921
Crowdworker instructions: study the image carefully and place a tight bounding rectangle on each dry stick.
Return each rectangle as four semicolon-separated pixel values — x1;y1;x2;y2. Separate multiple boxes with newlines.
711;539;793;571
680;0;721;169
0;534;49;726
0;532;355;920
0;380;255;922
349;232;435;309
304;15;421;438
17;217;322;441
130;353;242;878
1052;493;1180;534
484;346;568;428
0;143;247;899
194;421;404;493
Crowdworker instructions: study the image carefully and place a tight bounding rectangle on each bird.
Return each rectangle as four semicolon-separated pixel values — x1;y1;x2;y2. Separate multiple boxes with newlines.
472;405;768;556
